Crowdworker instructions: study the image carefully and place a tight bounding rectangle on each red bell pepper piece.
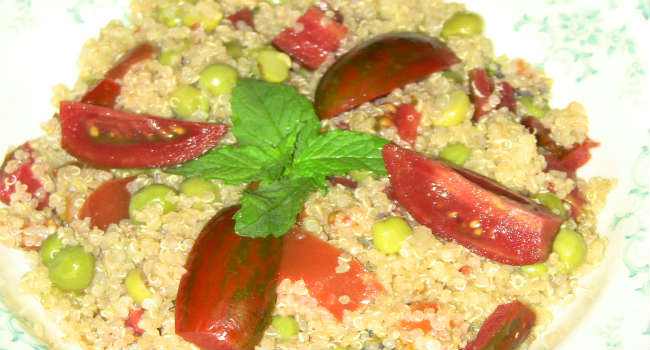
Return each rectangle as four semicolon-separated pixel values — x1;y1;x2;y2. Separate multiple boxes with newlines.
273;6;348;70
314;33;459;119
175;207;282;350
59;101;227;168
126;308;145;335
79;176;135;230
393;103;422;145
0;143;49;209
382;144;563;265
278;226;384;321
228;8;254;29
463;300;536;350
469;69;516;122
81;43;158;108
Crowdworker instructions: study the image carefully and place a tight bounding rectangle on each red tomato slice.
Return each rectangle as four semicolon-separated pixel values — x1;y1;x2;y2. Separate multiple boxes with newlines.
81;43;158;108
0;143;49;209
382;144;563;265
469;69;516;122
273;7;348;70
59;101;227;168
228;8;255;29
278;226;384;321
393;103;422;145
79;176;135;230
463;300;536;350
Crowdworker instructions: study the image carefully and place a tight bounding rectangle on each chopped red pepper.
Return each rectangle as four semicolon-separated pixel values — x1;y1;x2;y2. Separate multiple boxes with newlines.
81;43;158;108
463;300;536;350
273;7;348;70
278;226;384;321
79;176;135;230
126;308;145;336
382;144;563;265
228;8;255;29
393;104;422;145
0;143;49;209
544;139;600;178
59;101;227;168
175;207;282;350
314;33;459;119
469;69;516;122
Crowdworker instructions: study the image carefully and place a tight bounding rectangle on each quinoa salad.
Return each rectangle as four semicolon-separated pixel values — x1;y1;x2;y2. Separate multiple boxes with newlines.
0;0;617;349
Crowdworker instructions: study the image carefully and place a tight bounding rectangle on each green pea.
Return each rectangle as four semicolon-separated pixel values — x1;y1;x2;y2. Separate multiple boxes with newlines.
180;177;220;209
225;41;245;59
533;192;567;218
155;6;183;28
519;96;550;119
40;234;63;267
521;263;548;276
125;268;153;304
272;315;299;340
433;90;470;127
129;184;178;224
373;217;413;254
257;49;291;83
552;228;587;272
440;142;471;166
48;246;95;292
348;170;375;182
441;12;485;38
198;64;238;96
170;85;209;118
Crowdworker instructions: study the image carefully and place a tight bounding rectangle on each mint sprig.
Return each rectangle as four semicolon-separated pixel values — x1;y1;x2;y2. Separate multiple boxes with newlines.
168;79;389;238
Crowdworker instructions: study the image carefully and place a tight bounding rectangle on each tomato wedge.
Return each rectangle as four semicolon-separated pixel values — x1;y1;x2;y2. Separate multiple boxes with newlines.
0;143;49;209
382;144;563;265
278;226;384;321
314;33;459;119
59;101;227;168
79;176;134;230
82;43;158;108
393;103;422;145
463;300;536;350
175;207;282;350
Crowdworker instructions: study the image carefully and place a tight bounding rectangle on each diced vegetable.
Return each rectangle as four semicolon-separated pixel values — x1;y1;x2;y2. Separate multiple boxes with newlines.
198;63;238;96
179;177;220;209
278;226;384;321
519;96;550;119
228;8;255;29
48;246;96;292
434;90;470;127
0;143;49;209
552;228;587;272
372;217;413;254
521;116;565;158
155;6;183;28
314;33;459;119
175;207;282;350
272;7;348;70
79;176;135;230
469;69;516;122
257;49;292;83
129;184;177;224
463;300;536;350
400;301;439;334
126;308;145;335
170;85;210;118
125;268;153;304
59;101;227;168
532;192;567;219
382;144;563;265
441;12;484;38
544;139;600;178
271;316;299;340
392;103;422;145
40;234;63;267
440;142;471;166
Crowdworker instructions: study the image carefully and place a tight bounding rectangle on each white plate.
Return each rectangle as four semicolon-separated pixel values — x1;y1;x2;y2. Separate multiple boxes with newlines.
0;0;648;349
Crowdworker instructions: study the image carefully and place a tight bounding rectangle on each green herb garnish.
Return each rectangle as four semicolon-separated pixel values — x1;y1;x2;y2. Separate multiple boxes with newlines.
168;79;389;238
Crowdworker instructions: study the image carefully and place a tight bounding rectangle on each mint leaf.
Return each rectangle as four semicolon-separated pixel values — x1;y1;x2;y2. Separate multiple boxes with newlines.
289;130;389;179
231;79;320;151
166;145;285;184
235;178;318;238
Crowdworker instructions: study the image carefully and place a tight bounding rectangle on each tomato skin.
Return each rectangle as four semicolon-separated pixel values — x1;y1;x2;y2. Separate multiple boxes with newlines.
393;104;422;145
175;207;282;350
278;226;384;321
81;43;158;108
59;101;227;168
228;8;254;29
79;176;134;230
314;33;459;119
273;7;348;70
463;301;536;350
0;143;49;209
469;69;516;122
382;144;563;265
